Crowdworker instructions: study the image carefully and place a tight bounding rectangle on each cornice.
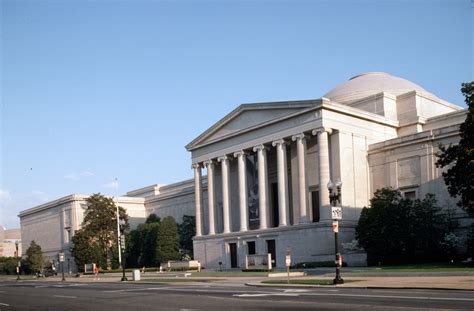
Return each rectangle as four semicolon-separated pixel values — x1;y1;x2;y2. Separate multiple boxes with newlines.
19;194;145;218
396;90;463;111
322;100;399;127
368;125;460;154
19;194;89;217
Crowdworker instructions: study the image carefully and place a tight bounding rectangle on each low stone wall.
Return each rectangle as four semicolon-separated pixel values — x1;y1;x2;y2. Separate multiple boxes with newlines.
167;260;200;270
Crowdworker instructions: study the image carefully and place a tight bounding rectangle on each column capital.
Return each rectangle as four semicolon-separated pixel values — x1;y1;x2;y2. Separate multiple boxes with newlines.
291;133;306;142
233;150;248;158
253;144;268;152
312;127;333;136
217;155;230;162
191;163;202;169
272;139;288;147
203;160;214;167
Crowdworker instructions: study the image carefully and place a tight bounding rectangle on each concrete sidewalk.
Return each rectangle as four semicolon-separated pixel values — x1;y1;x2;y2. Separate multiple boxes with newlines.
247;275;474;290
6;272;474;291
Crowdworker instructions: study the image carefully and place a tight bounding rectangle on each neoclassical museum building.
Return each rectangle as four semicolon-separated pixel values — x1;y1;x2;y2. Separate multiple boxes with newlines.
19;72;469;269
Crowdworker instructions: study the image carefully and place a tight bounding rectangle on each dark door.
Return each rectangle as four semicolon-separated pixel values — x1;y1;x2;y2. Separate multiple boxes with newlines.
266;240;276;268
229;243;238;268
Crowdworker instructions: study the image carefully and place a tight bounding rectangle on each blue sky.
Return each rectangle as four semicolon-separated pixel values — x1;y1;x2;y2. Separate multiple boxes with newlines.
1;0;472;228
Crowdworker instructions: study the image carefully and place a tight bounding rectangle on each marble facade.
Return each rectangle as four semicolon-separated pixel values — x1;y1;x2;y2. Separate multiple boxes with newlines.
187;72;468;269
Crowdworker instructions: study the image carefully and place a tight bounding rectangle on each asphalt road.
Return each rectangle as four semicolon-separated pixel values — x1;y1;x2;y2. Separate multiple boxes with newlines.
0;280;473;310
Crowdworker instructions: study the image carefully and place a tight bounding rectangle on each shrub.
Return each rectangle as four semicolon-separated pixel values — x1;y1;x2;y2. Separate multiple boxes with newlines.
356;188;457;265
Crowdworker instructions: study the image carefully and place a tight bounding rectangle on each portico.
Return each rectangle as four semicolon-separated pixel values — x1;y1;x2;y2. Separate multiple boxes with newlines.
186;97;395;269
191;127;335;237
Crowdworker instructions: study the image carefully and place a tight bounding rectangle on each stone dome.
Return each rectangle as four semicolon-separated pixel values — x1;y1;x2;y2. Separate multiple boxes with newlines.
323;72;438;104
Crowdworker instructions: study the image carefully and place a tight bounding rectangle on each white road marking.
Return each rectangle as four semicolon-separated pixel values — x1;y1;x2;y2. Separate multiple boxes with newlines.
53;295;77;299
372;290;408;294
103;287;172;293
0;303;10;306
234;293;300;297
302;293;474;302
283;289;311;293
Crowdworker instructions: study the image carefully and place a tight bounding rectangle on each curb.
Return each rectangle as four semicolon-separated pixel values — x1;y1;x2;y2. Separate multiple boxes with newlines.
244;282;474;291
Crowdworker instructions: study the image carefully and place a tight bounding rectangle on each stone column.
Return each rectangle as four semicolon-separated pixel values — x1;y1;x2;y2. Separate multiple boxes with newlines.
272;139;289;227
292;133;309;224
204;160;216;235
313;128;333;221
218;155;231;234
234;151;248;232
192;163;203;237
253;144;269;230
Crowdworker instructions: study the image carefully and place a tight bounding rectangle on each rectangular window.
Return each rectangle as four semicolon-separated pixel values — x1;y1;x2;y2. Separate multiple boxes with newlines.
247;241;256;255
403;191;417;200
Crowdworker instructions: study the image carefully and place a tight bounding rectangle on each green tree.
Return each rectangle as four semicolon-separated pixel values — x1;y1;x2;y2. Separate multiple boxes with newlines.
178;215;195;258
71;193;128;270
126;214;161;268
356;188;455;265
156;216;180;263
145;213;161;224
71;230;102;269
436;82;474;216
25;240;46;274
140;222;161;267
0;257;18;275
126;228;142;268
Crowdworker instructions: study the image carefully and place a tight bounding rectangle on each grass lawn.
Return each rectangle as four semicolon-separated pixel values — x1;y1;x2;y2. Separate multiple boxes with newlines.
362;263;474;272
140;278;221;283
189;271;271;277
262;279;360;285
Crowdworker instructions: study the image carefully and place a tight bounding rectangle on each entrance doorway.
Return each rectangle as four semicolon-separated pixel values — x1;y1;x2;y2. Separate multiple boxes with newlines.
266;240;276;268
229;243;238;268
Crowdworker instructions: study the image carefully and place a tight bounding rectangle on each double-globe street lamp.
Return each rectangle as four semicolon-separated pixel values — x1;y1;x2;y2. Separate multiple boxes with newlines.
15;240;20;280
58;251;66;281
119;218;128;282
328;179;344;285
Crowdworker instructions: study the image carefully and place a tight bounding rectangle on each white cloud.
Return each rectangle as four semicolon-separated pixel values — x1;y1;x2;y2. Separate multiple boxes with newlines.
0;189;11;202
102;180;119;189
0;190;52;228
79;171;95;177
64;173;80;181
27;191;52;204
64;171;95;181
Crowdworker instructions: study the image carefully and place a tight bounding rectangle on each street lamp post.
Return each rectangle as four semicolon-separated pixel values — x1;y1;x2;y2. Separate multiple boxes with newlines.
119;219;127;282
328;179;344;285
15;241;20;281
58;252;65;281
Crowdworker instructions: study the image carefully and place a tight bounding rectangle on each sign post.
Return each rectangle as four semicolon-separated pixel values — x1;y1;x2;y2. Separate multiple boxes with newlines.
328;179;344;285
285;251;291;284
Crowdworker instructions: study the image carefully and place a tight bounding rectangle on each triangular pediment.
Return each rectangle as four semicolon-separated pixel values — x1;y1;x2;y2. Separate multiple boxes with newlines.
186;101;316;150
